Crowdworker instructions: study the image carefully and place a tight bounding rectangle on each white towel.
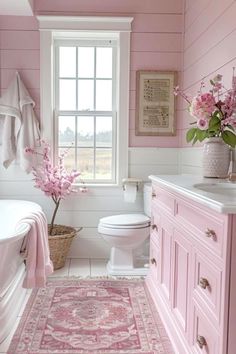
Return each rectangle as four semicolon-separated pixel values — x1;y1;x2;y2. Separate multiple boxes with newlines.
0;72;40;172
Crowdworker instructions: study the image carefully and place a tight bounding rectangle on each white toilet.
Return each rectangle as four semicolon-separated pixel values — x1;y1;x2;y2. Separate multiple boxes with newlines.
98;183;151;276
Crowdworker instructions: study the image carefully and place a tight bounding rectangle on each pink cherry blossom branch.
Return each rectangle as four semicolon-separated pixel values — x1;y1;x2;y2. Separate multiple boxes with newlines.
25;140;85;235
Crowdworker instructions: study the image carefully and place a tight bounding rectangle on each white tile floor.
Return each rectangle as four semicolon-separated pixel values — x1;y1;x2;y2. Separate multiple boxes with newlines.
0;258;109;354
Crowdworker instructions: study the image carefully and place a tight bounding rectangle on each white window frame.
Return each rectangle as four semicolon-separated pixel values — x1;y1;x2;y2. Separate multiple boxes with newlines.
54;38;117;183
37;16;133;186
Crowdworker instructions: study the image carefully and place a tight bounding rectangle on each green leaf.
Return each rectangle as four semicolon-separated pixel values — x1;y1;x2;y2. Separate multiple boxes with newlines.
209;115;220;130
196;129;207;142
186;128;196;143
222;130;236;148
210;79;215;86
192;135;199;145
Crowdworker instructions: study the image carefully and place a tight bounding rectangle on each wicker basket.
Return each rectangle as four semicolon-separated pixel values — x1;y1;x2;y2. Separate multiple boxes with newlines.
48;225;79;270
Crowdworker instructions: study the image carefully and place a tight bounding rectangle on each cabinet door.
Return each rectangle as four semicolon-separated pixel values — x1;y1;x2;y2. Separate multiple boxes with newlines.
159;215;173;304
171;228;192;336
191;304;220;354
149;236;159;282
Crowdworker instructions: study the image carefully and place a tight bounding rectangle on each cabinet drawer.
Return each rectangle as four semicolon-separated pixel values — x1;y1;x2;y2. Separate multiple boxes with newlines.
193;252;222;323
152;184;175;215
149;237;159;281
191;304;220;354
175;199;224;257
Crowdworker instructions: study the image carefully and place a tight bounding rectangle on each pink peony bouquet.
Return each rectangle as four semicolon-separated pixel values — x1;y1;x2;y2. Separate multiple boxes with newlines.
174;74;236;147
26;141;86;235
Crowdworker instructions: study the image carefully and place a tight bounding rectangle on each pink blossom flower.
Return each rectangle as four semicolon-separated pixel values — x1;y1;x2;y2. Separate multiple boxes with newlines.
173;86;191;103
222;116;236;128
213;82;222;93
26;141;87;234
189;93;216;120
197;118;209;130
173;72;236;147
221;89;236;117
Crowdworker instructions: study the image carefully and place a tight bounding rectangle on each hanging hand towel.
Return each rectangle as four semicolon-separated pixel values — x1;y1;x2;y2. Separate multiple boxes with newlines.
0;75;22;168
0;72;40;172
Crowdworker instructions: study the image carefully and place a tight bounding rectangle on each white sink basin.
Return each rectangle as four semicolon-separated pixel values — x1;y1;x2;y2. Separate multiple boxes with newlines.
194;182;236;196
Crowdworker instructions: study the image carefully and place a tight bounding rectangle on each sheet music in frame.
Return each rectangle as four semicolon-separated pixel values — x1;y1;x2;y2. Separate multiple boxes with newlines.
136;71;177;136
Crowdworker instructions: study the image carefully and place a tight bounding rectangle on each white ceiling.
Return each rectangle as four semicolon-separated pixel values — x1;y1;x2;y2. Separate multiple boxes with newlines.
0;0;33;16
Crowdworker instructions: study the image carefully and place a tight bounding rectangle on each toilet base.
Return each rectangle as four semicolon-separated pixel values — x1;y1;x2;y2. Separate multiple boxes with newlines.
106;260;149;276
107;247;149;276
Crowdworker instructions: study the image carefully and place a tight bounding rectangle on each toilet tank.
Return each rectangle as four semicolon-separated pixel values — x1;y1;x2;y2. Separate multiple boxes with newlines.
143;183;152;217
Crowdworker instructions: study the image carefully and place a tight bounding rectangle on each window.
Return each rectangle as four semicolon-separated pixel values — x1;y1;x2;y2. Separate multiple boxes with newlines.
37;16;133;186
54;39;117;183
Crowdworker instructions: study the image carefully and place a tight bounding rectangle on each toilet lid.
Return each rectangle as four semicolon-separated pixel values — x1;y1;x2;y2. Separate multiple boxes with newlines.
99;214;150;228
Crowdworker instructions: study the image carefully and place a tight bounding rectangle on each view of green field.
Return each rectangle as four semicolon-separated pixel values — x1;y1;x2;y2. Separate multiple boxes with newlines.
60;147;112;180
59;118;113;180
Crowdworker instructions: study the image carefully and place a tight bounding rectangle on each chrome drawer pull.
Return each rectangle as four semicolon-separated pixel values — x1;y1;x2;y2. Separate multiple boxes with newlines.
199;277;210;289
205;228;217;240
151;258;157;265
152;191;156;198
151;224;158;231
197;335;207;349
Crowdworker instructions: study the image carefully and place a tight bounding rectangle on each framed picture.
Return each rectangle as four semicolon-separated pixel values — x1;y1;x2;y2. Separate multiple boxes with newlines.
135;70;177;136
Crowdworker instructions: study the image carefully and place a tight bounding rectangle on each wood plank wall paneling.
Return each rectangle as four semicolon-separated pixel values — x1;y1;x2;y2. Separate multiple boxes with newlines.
0;18;40;114
180;0;236;173
0;1;183;257
0;2;183;148
34;0;183;15
0;147;179;258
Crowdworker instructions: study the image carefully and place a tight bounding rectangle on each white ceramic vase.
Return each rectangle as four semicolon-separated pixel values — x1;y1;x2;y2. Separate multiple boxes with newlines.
202;137;230;178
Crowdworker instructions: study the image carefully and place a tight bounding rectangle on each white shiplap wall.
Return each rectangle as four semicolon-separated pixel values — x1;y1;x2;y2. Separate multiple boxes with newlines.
179;147;203;175
0;147;179;258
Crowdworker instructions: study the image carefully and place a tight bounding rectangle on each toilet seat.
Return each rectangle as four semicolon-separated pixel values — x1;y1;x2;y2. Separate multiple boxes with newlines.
99;214;150;229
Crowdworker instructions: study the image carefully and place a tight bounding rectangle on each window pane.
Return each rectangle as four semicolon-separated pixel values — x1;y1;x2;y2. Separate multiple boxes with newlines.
77;116;94;147
96;80;112;111
77;148;94;179
59;116;75;146
59;47;76;78
59;147;76;170
78;80;94;110
95;149;112;180
96;116;112;147
96;47;112;78
59;79;76;110
78;47;94;78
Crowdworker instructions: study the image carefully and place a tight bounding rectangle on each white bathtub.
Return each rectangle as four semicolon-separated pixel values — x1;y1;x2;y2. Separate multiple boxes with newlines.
0;200;42;343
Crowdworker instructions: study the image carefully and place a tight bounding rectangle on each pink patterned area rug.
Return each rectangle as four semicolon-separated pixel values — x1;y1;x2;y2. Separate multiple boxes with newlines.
7;278;173;354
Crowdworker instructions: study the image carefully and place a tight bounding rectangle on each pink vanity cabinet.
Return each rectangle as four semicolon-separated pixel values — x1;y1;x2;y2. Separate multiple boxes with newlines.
146;180;236;354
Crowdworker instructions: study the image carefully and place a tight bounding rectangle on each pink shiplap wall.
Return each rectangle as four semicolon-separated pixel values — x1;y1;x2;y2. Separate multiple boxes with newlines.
0;16;40;118
180;0;236;147
0;0;183;147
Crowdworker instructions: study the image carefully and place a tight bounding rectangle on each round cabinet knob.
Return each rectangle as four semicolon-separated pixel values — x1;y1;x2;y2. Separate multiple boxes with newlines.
199;277;210;289
197;335;207;349
150;258;157;265
205;228;217;240
151;224;158;231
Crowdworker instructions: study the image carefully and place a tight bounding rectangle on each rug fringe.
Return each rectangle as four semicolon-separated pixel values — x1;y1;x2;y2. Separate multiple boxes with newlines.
48;275;145;281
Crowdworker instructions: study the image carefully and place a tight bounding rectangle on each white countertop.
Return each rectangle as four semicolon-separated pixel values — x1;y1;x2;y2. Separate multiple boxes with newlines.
149;174;236;214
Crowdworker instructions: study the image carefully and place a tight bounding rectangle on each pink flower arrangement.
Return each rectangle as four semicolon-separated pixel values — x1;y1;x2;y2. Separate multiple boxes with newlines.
26;141;87;235
174;73;236;147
